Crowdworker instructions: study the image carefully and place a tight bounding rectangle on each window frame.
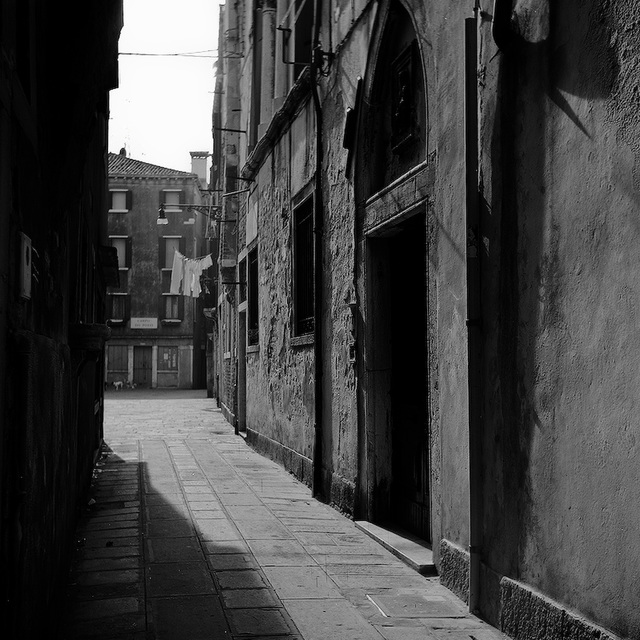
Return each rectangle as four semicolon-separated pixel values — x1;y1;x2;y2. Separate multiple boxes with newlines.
292;195;315;338
247;247;259;346
108;293;130;325
157;346;179;372
159;235;185;270
160;189;185;213
160;293;184;323
110;235;132;270
109;189;132;213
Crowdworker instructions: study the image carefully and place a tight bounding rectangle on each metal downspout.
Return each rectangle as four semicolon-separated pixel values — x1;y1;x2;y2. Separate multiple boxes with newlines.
311;0;324;498
465;9;483;615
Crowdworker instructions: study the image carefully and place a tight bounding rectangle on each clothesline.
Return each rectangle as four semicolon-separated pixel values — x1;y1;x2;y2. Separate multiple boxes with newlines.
170;251;213;297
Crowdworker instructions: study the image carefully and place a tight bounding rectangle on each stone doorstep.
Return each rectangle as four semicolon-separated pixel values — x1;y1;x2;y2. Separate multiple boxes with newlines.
354;521;436;576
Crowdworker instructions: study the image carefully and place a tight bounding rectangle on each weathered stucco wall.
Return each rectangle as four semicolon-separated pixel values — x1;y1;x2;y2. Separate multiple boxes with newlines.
245;109;317;483
479;1;640;636
228;0;639;635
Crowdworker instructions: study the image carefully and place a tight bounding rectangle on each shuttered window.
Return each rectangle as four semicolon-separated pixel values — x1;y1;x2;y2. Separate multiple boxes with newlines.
110;190;131;212
108;345;128;372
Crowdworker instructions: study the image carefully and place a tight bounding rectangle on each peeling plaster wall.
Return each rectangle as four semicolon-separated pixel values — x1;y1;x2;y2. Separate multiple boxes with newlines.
245;106;317;484
479;0;640;636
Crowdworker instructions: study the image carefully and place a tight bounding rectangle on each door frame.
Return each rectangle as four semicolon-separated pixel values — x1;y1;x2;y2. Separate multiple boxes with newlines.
359;202;433;543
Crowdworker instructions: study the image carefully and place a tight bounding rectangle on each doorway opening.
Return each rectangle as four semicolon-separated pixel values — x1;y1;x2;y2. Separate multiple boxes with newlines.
237;311;247;433
133;346;152;388
367;211;430;542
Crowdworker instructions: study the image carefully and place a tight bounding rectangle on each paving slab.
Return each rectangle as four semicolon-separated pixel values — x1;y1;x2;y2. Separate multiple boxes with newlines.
148;595;230;640
146;561;216;597
146;536;205;563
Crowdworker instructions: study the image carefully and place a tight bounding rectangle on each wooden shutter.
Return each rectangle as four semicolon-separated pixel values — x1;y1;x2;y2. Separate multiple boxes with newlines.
124;295;131;321
126;237;132;268
158;294;165;320
126;190;133;210
178;296;185;320
179;236;186;256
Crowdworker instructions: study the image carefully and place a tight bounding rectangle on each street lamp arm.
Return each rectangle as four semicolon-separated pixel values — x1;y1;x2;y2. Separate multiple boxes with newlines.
158;203;222;218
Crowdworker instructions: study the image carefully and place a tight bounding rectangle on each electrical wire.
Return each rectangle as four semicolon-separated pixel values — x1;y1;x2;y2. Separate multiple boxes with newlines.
119;50;218;58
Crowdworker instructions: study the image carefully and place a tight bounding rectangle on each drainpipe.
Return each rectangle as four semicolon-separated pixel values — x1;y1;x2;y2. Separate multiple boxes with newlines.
465;8;483;615
311;0;324;498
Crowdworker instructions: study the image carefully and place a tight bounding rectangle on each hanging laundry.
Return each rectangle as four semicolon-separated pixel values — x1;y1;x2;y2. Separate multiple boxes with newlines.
170;250;185;294
191;254;213;297
170;252;213;298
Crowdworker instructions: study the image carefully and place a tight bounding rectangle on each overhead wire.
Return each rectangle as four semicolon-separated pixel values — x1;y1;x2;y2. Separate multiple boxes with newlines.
119;50;218;58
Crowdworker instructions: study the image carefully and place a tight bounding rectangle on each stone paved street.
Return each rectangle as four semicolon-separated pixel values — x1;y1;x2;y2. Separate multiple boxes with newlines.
61;390;506;640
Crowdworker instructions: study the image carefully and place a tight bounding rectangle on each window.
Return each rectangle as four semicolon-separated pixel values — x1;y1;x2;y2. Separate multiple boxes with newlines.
107;345;128;373
161;189;184;212
161;294;183;321
159;236;184;269
108;293;130;323
391;42;418;152
293;197;314;335
247;248;259;346
161;271;172;293
109;190;131;212
224;299;234;355
294;0;314;72
238;258;247;304
110;236;131;269
110;269;128;292
158;346;178;371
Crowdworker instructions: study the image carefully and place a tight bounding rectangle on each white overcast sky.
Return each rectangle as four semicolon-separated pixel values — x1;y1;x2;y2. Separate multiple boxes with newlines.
108;0;220;173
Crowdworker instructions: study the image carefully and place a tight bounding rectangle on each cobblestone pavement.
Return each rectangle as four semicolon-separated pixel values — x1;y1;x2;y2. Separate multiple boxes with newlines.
61;390;506;640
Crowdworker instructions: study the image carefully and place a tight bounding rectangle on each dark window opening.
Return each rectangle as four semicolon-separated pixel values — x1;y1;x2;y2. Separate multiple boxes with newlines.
247;248;259;345
239;258;247;304
108;294;130;323
294;0;314;73
293;197;314;336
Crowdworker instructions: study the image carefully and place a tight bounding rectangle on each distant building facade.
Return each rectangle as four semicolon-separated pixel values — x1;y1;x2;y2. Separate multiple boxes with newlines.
106;152;210;389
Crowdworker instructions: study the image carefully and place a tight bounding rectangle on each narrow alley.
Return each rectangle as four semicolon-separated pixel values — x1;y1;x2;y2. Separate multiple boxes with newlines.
61;390;504;640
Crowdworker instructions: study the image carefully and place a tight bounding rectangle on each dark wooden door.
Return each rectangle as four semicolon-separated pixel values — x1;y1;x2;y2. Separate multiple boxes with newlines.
133;346;152;387
389;215;430;541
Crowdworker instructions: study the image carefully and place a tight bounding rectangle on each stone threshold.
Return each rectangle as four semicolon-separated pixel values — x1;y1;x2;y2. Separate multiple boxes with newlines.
354;520;436;576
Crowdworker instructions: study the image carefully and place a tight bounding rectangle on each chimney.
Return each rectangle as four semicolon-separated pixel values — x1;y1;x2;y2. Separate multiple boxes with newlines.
190;151;209;188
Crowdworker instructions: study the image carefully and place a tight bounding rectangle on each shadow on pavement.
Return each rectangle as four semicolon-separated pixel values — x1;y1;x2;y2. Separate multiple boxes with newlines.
59;442;301;639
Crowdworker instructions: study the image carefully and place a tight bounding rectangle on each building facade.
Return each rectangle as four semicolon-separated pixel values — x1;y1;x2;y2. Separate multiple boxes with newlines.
106;152;211;390
211;1;640;639
0;1;122;636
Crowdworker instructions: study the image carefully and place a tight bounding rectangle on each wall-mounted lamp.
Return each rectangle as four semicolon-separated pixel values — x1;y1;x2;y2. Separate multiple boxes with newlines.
157;203;222;225
157;190;251;225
